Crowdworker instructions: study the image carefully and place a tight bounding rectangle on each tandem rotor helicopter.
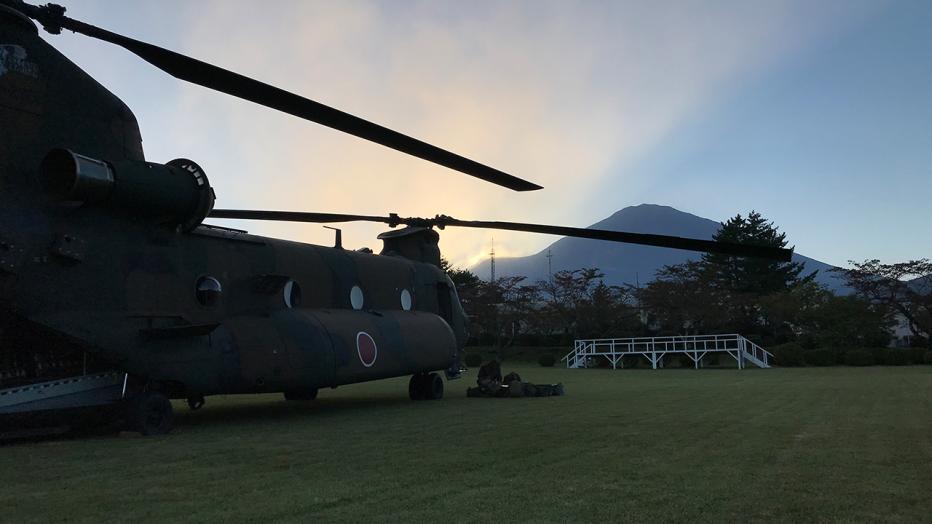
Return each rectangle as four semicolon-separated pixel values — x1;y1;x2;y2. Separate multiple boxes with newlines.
0;1;791;436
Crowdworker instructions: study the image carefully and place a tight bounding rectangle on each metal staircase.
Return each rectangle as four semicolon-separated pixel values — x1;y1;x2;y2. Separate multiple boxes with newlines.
562;334;773;370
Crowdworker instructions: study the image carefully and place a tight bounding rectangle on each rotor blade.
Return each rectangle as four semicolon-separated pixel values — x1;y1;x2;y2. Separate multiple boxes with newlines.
209;209;794;261
209;209;397;226
431;217;794;261
17;2;541;192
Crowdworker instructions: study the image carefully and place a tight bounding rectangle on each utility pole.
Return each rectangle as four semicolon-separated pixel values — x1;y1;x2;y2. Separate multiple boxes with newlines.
546;248;553;286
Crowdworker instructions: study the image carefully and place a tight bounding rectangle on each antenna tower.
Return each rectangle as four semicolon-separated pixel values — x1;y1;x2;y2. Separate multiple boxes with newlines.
489;235;496;282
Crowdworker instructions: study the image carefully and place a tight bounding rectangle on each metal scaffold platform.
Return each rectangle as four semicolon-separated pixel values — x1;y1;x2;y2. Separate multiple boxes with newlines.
562;334;773;370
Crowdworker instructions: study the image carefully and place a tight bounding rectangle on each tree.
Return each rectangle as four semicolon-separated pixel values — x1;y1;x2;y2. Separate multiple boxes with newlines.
838;259;932;348
700;211;815;339
638;261;730;335
440;258;541;353
702;211;811;295
807;294;893;350
639;211;818;343
472;276;540;358
756;279;827;345
577;280;640;338
538;268;639;340
440;257;481;313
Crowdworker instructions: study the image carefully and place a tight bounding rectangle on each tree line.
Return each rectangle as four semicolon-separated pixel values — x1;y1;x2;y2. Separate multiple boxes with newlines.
445;211;932;365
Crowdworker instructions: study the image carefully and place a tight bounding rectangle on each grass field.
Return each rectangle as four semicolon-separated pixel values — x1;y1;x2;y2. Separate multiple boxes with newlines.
2;366;931;523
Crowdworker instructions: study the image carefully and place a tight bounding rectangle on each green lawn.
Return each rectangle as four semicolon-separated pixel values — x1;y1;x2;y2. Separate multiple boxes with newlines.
2;366;931;523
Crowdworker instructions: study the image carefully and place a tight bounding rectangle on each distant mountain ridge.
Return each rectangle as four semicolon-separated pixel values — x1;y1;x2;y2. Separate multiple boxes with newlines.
471;204;848;292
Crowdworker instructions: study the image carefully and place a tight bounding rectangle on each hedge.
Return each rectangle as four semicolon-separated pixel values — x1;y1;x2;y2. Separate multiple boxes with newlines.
844;349;873;366
770;343;805;367
804;349;834;367
883;349;911;366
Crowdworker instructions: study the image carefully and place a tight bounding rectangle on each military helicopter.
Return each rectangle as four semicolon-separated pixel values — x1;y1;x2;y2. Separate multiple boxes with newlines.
0;1;791;436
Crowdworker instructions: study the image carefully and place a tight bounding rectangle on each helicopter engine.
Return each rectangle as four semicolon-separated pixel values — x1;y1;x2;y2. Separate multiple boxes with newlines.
40;149;216;232
377;227;441;267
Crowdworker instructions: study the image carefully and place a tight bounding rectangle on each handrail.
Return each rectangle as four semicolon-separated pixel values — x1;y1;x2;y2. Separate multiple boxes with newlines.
563;333;771;368
743;338;774;359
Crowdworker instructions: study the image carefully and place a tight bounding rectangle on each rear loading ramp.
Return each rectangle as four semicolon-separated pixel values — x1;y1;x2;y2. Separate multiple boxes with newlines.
0;371;126;415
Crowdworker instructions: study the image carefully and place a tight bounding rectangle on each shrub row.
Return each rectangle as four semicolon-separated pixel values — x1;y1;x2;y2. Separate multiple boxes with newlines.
463;351;558;367
804;348;834;367
466;346;932;368
467;333;576;347
770;343;932;367
770;343;805;367
844;349;873;366
883;350;912;366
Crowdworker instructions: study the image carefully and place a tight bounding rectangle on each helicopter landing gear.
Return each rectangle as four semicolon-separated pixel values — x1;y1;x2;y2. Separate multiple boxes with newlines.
409;372;443;401
283;388;318;401
126;391;174;436
425;373;444;400
408;374;425;400
186;394;205;411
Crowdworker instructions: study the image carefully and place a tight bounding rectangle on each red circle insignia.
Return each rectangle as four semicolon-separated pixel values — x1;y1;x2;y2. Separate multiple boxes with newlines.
356;331;378;367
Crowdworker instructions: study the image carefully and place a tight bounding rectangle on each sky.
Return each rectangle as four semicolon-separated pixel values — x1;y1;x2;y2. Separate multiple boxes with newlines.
42;0;932;269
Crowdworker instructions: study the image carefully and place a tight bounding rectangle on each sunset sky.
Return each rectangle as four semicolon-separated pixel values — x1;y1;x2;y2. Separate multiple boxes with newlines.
46;0;932;269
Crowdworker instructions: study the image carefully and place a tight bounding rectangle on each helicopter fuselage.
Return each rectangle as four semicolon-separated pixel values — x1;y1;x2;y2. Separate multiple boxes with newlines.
0;6;465;405
1;0;790;434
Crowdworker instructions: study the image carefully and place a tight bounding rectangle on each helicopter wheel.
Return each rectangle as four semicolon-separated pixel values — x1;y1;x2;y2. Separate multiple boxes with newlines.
284;388;318;401
126;391;174;436
187;394;205;411
408;373;427;400
410;373;443;401
424;373;444;400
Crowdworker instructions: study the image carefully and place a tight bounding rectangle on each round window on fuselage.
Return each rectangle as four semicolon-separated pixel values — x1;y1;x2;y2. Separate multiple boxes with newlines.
195;276;222;307
400;289;412;311
350;285;364;310
284;280;302;309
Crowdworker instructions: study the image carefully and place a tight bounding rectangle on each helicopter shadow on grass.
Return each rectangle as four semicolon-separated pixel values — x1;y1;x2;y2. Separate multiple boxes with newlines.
0;395;419;444
172;394;418;430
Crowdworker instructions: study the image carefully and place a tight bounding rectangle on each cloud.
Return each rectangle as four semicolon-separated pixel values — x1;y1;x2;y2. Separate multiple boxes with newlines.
61;0;877;268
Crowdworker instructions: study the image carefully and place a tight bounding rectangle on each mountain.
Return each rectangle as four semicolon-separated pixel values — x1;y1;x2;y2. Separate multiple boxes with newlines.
470;204;849;292
909;274;931;292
